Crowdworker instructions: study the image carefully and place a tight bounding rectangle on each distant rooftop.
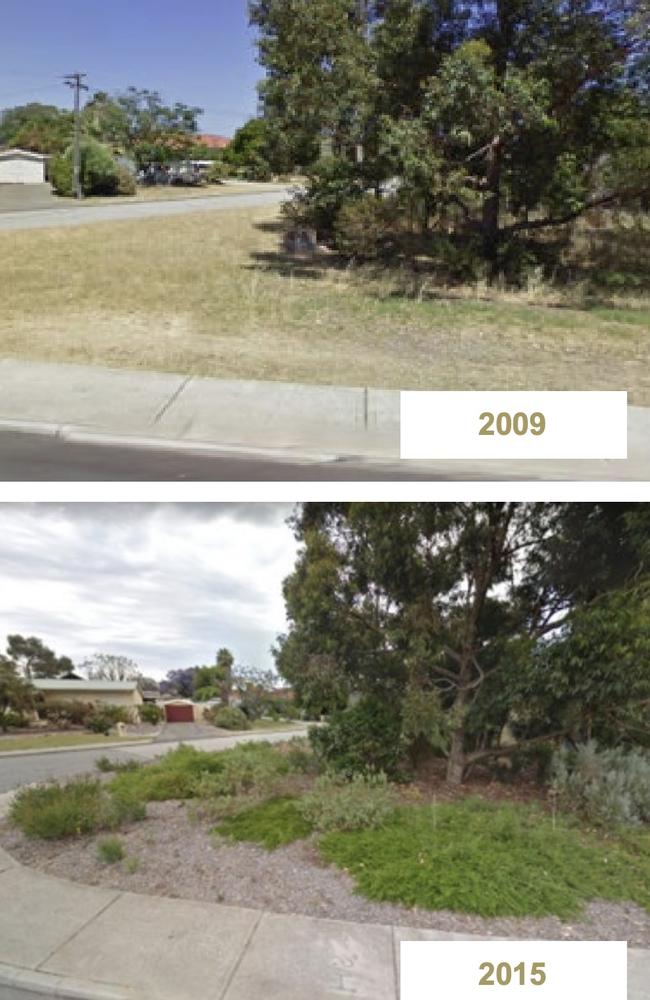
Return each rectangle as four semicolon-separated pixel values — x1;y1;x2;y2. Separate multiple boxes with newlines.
199;134;231;150
32;679;138;692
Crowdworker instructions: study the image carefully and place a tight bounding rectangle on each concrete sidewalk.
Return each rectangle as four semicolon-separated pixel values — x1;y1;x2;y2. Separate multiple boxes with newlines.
0;849;647;1000
1;358;649;479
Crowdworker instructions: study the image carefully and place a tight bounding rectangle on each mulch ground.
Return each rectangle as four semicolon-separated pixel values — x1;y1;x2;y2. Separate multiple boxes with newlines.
2;798;649;947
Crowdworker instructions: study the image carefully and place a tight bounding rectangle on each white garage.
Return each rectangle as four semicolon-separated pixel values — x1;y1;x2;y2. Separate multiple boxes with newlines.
0;148;48;184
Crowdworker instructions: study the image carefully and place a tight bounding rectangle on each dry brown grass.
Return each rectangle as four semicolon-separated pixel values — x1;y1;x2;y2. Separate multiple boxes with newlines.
1;205;648;401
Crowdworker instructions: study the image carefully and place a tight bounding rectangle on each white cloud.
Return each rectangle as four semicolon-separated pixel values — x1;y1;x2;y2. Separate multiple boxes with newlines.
0;503;297;677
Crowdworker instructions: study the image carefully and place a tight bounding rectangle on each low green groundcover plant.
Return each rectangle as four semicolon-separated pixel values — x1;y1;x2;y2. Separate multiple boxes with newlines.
97;836;125;863
215;796;313;849
10;779;145;840
319;799;650;920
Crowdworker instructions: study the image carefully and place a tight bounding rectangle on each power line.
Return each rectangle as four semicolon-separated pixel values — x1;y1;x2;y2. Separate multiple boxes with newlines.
64;72;88;201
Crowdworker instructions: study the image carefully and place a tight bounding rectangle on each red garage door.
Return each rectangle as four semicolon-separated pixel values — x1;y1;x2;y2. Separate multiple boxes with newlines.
165;704;195;723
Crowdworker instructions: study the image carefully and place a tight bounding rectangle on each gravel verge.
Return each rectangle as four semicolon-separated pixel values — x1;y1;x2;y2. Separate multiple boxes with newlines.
2;800;649;947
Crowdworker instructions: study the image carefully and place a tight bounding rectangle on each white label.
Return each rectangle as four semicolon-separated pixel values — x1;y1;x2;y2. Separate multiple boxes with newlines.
400;391;628;459
401;941;627;1000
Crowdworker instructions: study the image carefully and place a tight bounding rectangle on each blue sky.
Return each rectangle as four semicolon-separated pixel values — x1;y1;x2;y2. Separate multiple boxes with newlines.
0;0;261;137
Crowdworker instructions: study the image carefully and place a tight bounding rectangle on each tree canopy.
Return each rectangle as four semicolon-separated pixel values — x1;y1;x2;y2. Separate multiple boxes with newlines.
276;502;650;783
251;0;650;275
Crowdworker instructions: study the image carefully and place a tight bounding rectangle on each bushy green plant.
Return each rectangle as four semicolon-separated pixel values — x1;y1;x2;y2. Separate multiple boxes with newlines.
0;709;27;730
309;698;403;778
285;737;321;775
300;772;395;832
211;706;251;730
284;156;364;236
115;164;136;196
95;756;142;774
206;160;228;183
9;779;145;840
192;742;290;799
334;194;402;259
87;704;131;735
97;836;125;863
50;138;119;197
41;699;93;729
139;703;162;725
109;744;225;802
551;742;650;828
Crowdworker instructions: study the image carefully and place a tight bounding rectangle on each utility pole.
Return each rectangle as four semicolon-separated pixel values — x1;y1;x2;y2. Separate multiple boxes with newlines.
64;72;88;200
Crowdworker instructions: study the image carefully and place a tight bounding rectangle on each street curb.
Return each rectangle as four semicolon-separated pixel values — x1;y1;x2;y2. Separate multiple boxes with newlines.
0;418;345;465
0;962;134;999
0;738;154;760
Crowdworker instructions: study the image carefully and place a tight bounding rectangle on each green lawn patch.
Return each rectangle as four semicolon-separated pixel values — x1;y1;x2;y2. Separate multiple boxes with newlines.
319;799;650;920
214;796;313;849
0;733;151;753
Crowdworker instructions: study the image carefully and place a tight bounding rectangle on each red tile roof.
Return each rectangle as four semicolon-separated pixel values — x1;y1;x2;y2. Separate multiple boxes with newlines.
199;134;231;150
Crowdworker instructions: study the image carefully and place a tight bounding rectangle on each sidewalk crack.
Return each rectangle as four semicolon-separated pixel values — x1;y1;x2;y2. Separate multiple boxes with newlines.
35;891;122;972
218;910;263;1000
152;375;193;426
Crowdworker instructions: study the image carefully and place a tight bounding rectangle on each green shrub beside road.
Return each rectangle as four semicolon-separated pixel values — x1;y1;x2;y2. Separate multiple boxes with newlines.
10;779;145;840
207;706;251;730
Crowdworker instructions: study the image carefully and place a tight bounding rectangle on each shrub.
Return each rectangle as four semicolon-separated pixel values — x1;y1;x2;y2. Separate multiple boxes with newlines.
50;139;119;197
334;194;402;259
115;164;136;196
87;704;131;735
95;756;142;774
192;742;290;799
309;698;403;778
206;160;228;183
139;703;163;725
41;700;93;728
285;738;321;775
97;836;125;863
109;744;226;802
284;156;364;237
1;709;27;730
211;706;251;731
9;779;145;840
551;742;650;828
215;796;312;848
300;772;395;832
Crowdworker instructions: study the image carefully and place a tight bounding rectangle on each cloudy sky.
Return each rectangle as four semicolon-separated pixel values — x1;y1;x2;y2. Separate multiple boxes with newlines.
0;504;298;679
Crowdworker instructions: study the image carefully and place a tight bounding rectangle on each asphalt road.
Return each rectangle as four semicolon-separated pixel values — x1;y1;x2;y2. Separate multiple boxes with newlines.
0;430;454;480
0;728;306;793
0;189;287;231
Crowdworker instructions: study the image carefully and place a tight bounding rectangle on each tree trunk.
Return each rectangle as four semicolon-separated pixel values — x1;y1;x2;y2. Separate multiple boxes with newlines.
447;724;466;785
482;137;503;281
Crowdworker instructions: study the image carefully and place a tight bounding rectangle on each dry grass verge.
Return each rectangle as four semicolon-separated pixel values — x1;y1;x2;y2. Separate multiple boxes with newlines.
1;205;648;401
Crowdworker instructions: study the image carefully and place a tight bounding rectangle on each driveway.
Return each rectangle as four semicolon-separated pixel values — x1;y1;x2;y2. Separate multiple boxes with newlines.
0;188;288;231
0;183;63;213
154;722;221;743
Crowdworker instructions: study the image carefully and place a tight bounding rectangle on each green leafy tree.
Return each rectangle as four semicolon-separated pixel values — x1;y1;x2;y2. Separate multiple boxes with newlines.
0;103;73;153
0;658;34;725
5;635;73;680
277;503;650;784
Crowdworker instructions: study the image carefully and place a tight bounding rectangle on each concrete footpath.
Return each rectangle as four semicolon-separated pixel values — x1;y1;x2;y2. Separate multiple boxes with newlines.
0;849;647;1000
1;359;649;480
